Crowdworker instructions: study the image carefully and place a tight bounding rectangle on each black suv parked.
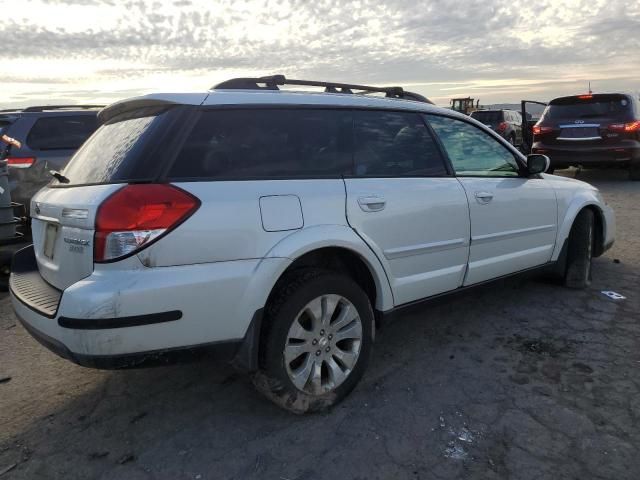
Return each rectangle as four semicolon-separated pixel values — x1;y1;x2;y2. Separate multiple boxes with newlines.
0;105;102;212
470;109;523;147
531;93;640;179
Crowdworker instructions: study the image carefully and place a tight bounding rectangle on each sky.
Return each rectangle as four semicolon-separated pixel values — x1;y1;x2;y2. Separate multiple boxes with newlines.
0;0;638;108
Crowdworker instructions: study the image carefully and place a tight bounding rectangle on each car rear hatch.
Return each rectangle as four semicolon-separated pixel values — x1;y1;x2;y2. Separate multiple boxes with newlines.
28;100;195;291
536;94;636;146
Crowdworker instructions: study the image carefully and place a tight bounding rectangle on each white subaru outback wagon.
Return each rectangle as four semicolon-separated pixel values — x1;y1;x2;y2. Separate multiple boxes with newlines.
10;76;615;413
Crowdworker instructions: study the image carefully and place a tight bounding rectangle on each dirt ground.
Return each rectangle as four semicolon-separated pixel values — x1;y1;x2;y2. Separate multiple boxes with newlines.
0;168;638;480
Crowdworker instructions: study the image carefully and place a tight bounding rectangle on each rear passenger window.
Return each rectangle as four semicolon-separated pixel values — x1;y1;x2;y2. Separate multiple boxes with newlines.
27;115;97;150
168;109;352;179
353;110;447;177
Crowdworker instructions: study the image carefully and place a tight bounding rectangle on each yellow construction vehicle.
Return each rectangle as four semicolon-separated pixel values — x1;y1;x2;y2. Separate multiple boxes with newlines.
450;97;480;115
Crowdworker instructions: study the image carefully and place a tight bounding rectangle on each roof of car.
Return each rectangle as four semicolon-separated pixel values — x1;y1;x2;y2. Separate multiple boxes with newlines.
99;90;460;124
472;109;518;113
549;93;634;104
0;106;102;118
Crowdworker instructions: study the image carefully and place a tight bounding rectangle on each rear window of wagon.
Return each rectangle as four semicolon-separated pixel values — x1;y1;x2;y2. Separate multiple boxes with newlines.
54;107;173;186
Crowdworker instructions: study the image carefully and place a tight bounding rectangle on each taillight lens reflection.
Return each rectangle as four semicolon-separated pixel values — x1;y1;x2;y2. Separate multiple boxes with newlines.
533;125;553;135
94;184;200;262
7;157;36;169
609;121;640;133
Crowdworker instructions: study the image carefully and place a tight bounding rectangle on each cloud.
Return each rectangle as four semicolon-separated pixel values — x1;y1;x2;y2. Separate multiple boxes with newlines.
0;0;638;106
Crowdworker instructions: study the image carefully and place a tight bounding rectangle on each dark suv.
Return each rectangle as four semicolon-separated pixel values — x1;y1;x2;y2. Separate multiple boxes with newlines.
0;105;102;212
470;109;522;147
531;93;640;179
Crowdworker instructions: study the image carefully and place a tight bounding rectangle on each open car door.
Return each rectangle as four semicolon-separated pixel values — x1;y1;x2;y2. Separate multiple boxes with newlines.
521;100;547;154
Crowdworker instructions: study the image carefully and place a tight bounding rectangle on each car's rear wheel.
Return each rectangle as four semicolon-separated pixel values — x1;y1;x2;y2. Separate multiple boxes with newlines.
253;268;374;414
629;161;640;181
563;209;594;289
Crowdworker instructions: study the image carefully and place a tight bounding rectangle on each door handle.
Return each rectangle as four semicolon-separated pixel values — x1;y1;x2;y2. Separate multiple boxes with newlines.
474;191;494;204
358;195;386;212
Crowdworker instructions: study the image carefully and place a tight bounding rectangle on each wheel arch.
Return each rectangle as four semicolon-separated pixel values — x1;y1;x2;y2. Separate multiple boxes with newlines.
230;226;394;372
553;197;607;261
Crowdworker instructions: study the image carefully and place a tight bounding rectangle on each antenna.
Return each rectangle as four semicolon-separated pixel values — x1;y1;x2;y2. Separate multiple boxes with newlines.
588;81;592;95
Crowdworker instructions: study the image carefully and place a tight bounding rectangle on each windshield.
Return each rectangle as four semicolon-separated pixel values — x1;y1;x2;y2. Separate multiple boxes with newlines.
545;96;632;120
55;107;170;186
470;111;502;123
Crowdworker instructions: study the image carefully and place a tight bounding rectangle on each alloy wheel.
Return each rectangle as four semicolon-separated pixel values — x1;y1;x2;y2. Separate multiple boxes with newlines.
283;294;363;395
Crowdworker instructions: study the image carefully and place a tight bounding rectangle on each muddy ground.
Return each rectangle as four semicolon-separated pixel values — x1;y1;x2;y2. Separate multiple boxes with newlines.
0;168;638;479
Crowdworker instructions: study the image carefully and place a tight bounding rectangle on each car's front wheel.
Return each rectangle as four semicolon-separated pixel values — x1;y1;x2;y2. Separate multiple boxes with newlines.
253;268;374;414
563;209;594;289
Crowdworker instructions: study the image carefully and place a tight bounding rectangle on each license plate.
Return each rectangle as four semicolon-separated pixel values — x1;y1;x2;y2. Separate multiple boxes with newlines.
43;223;59;259
559;127;599;139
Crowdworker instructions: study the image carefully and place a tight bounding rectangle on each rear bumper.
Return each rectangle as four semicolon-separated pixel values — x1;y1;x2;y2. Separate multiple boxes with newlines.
14;311;241;369
10;245;279;369
532;143;640;168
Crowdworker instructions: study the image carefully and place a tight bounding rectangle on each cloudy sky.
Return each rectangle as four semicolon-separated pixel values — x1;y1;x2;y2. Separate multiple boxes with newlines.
0;0;638;108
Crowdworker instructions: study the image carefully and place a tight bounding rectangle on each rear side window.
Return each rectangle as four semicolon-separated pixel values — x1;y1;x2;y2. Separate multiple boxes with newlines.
353;110;447;177
26;115;97;150
544;95;632;120
168;109;353;179
0;120;12;135
58;107;171;186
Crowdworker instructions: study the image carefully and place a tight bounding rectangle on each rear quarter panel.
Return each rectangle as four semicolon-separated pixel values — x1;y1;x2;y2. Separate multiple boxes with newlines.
137;179;349;267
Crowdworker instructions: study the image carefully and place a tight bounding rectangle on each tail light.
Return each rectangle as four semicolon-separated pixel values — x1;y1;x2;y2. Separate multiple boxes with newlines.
533;125;553;136
609;121;640;132
497;122;508;131
94;184;200;263
7;157;36;169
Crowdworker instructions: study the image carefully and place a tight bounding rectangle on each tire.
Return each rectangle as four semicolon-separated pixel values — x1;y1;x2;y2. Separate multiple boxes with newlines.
563;209;594;289
252;268;374;414
630;161;640;181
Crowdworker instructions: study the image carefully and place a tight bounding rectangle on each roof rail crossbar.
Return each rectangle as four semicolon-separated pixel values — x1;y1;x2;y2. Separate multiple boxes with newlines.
212;75;433;104
22;105;105;112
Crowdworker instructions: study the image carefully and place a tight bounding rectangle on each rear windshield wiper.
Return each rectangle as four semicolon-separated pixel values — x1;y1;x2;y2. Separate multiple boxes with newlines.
49;170;70;184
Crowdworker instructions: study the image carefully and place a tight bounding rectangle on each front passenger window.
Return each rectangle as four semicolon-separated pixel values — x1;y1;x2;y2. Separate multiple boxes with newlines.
426;115;520;177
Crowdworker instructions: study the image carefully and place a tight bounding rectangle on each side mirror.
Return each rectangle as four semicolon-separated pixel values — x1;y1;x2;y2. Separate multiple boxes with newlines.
527;154;550;174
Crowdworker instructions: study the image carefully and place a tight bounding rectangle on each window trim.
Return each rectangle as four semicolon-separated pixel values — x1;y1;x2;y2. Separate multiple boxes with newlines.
423;112;530;179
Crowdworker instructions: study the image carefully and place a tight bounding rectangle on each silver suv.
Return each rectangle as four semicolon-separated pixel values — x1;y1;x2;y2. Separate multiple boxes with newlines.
10;76;614;413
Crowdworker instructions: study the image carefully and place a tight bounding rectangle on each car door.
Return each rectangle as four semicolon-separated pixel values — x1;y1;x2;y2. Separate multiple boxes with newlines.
426;114;558;285
344;110;470;306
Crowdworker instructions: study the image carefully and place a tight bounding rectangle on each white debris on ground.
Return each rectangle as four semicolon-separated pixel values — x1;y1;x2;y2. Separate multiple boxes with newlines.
439;411;481;461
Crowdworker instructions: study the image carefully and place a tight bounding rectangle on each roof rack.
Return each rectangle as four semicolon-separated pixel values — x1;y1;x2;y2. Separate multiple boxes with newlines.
212;75;433;104
21;105;105;112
